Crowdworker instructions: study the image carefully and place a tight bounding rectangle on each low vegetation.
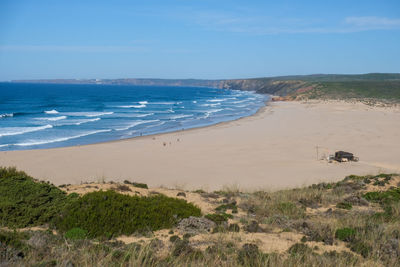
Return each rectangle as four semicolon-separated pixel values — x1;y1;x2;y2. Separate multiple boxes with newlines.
0;167;77;228
55;190;201;238
1;168;399;266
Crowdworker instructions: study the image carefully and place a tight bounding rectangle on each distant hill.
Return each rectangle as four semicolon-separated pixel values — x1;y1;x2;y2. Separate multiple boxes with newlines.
11;73;400;102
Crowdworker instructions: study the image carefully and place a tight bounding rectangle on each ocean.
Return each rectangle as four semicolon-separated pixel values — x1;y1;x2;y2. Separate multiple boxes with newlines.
0;83;267;150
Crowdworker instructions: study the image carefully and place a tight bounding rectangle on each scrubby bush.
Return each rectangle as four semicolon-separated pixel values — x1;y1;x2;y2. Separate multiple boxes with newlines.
205;213;233;225
55;190;201;238
123;180;148;189
0;230;30;250
215;203;238;213
113;184;131;192
169;235;180;243
336;202;352;210
64;227;88;240
0;167;76;228
288;243;313;256
335;228;356;242
364;187;400;204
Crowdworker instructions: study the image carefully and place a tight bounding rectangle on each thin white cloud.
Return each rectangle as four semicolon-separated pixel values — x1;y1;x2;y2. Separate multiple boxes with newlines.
0;45;147;53
186;11;400;35
345;16;400;30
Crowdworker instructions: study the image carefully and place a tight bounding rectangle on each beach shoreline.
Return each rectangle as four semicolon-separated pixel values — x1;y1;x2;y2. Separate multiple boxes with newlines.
1;99;399;191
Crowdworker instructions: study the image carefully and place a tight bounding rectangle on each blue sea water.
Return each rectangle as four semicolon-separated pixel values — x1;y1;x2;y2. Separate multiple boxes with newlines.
0;83;267;151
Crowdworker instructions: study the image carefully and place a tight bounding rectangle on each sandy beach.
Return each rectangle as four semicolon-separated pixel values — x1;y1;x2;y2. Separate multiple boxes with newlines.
1;100;399;191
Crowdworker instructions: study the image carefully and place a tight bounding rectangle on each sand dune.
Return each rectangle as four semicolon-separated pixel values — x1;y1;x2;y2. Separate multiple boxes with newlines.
1;100;399;190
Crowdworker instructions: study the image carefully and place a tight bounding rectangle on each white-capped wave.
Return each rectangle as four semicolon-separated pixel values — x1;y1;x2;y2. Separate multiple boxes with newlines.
139;101;148;105
192;101;197;104
63;112;113;117
0;124;53;137
0;113;13;118
206;99;225;102
14;129;112;147
45;109;59;114
204;109;223;118
114;120;159;131
135;113;154;118
150;102;175;105
144;121;165;128
35;116;67;121
231;100;248;104
201;103;221;107
57;118;101;126
169;114;192;119
117;104;146;108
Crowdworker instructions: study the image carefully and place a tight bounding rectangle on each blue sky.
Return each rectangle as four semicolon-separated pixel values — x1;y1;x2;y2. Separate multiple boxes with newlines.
0;0;399;80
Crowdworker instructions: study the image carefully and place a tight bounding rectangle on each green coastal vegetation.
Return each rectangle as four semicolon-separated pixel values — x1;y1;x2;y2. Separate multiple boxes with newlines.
1;167;400;266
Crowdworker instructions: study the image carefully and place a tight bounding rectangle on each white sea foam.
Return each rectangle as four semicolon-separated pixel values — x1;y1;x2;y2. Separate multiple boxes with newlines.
169;114;192;119
139;101;148;105
0;113;13;118
150;102;175;105
135;113;154;118
0;124;53;137
57;118;101;126
201;103;221;107
231;100;248;104
206;99;225;102
63;112;114;117
204;109;223;118
114;120;159;131
45;109;59;114
118;104;146;108
14;129;112;147
192;101;197;104
35;116;67;121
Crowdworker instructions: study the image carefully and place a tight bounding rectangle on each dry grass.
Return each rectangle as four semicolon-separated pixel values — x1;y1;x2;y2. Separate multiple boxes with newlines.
1;173;399;266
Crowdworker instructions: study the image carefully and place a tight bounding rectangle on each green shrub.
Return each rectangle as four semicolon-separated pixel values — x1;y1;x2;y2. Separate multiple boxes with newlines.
237;243;265;265
205;213;233;225
0;167;76;228
0;230;30;250
65;227;88;240
335;228;356;242
336;202;352;210
215;203;238;213
193;189;206;194
123;180;148;189
169;235;180;243
288;243;313;256
363;187;400;204
55;190;201;238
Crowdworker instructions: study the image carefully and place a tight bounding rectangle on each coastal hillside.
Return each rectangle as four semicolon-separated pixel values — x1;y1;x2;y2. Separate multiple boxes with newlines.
1;167;400;266
12;73;400;103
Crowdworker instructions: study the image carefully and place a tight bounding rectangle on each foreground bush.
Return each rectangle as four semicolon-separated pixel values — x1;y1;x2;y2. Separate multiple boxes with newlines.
55;190;201;238
0;167;75;228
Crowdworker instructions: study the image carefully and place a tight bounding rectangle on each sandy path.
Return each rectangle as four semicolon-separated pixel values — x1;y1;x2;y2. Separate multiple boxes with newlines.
0;100;399;190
